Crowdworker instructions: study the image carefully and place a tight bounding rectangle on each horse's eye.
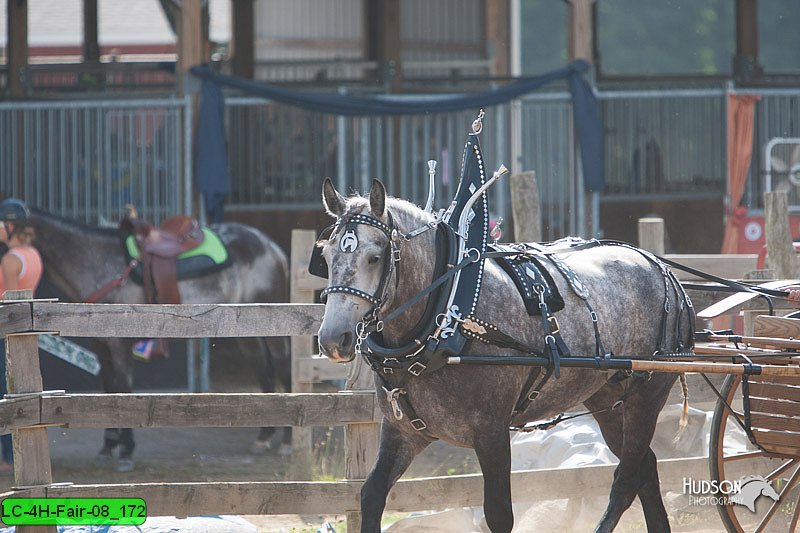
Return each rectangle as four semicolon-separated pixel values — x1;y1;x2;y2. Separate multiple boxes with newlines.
368;254;382;265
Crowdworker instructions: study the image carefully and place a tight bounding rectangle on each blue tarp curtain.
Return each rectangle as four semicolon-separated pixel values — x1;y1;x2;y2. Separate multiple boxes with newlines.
191;59;605;208
195;77;232;223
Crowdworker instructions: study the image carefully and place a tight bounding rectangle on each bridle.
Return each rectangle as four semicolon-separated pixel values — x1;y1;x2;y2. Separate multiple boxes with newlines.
317;210;439;352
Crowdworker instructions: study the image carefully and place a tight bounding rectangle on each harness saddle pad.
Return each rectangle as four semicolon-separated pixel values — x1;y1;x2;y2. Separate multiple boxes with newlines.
490;243;564;316
124;227;232;284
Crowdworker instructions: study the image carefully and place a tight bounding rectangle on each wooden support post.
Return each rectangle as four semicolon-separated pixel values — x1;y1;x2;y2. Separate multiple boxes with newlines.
734;0;760;80
231;0;255;79
638;217;665;256
289;230;322;479
566;0;595;64
4;290;55;533
510;171;541;242
764;191;797;279
485;0;510;77
178;0;203;96
344;356;379;532
82;0;100;62
7;0;29;97
364;0;402;90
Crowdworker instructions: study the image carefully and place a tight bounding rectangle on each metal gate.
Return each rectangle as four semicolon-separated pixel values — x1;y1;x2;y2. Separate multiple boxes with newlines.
0;98;189;225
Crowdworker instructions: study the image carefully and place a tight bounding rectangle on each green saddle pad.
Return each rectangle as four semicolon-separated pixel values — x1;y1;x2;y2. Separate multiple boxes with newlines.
124;227;231;283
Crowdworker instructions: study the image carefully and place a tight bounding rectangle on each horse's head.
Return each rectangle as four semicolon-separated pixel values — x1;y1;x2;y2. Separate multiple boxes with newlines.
317;177;402;362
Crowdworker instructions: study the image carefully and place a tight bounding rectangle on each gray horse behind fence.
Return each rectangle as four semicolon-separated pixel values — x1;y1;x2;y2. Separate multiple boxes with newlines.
317;179;693;533
30;210;291;471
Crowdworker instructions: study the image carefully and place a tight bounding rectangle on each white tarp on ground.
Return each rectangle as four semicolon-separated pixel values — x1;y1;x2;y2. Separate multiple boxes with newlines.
385;403;745;532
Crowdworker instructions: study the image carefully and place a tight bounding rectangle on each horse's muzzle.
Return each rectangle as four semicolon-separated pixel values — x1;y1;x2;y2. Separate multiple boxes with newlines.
318;330;356;363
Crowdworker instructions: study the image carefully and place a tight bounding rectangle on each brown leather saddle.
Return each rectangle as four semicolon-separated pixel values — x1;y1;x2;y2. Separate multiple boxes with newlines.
120;214;205;305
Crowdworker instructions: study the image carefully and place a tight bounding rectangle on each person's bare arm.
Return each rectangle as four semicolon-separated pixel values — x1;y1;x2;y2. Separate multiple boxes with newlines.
1;252;22;292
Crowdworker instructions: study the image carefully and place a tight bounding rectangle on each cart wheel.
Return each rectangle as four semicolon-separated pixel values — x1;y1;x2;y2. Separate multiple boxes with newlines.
709;374;800;532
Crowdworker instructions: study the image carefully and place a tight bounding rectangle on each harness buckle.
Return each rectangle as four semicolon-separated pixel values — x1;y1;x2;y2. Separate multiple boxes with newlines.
392;247;401;263
408;362;427;376
410;418;428;431
527;390;540;401
547;316;560;334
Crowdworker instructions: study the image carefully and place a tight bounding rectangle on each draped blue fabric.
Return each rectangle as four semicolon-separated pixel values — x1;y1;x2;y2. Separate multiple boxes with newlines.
195;77;231;223
191;60;604;193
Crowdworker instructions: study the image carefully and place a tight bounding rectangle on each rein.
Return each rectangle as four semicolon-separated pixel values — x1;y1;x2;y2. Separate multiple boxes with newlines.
83;259;139;303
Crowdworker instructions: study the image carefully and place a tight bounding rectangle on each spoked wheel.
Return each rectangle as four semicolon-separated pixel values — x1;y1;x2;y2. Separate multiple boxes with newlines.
710;374;800;532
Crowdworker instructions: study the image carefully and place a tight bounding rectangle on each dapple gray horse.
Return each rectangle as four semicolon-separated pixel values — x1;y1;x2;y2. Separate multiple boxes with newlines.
317;179;693;532
30;210;291;471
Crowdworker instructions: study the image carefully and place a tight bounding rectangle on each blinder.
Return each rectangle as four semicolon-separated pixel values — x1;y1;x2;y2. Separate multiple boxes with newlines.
308;224;334;279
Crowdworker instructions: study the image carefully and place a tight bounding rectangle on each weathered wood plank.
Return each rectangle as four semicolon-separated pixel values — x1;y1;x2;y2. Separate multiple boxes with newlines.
0;393;378;432
0;303;33;335
0;397;40;434
749;413;800;433
754;315;800;340
296;356;349;383
749;382;800;403
750;398;800;418
33;303;324;338
0;457;707;517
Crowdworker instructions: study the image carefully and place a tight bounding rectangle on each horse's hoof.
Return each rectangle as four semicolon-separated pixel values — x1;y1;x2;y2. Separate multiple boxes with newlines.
115;458;135;472
248;439;272;455
95;452;114;466
278;443;292;456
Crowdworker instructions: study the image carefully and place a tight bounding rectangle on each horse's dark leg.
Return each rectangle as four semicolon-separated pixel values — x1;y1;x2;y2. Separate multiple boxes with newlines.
94;339;136;471
586;374;675;533
473;428;514;533
246;337;292;454
361;420;430;533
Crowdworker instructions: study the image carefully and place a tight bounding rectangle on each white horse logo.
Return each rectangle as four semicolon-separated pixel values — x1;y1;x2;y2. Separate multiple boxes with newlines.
730;475;780;513
340;230;358;253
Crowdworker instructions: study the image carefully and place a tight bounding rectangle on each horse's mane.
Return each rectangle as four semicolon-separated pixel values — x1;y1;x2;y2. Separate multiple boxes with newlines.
343;194;435;233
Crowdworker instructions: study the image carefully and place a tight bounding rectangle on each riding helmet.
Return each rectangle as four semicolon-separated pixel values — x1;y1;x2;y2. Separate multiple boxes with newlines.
0;198;30;222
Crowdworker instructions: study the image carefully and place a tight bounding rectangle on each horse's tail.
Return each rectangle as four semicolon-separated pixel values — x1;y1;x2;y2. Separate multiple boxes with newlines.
674;373;690;441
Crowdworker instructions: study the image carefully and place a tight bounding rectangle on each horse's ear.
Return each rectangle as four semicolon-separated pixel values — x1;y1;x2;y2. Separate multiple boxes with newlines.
369;179;386;219
322;177;346;217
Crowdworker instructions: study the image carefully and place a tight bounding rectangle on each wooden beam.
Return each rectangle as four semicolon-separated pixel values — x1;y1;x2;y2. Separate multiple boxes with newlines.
638;217;665;256
231;0;255;79
364;0;402;90
32;302;324;338
510;171;541;242
566;0;595;64
4;290;55;533
0;392;379;434
764;191;797;279
178;0;204;96
82;0;100;62
7;0;29;97
485;0;510;77
0;456;708;517
734;0;760;80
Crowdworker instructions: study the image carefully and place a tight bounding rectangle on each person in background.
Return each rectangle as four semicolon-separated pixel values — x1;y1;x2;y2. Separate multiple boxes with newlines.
0;199;42;472
788;287;800;302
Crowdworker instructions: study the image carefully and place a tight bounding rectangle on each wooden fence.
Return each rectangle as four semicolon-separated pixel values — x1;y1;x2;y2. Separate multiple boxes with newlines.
0;227;773;532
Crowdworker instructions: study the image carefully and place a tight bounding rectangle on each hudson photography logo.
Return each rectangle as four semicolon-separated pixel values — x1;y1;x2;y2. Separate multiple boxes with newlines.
683;475;780;512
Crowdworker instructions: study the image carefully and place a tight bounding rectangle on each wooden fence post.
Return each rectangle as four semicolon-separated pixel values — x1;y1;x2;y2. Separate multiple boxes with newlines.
510;171;541;242
638;217;665;255
764;191;798;279
290;229;319;479
344;357;379;532
4;289;56;533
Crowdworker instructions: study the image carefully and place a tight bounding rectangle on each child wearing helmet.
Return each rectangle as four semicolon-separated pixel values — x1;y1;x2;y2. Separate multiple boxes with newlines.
0;198;42;473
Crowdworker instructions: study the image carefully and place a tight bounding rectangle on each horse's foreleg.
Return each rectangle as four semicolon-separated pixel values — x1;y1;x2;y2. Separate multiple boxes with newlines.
361;420;430;533
95;339;136;468
248;337;293;455
473;428;514;533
